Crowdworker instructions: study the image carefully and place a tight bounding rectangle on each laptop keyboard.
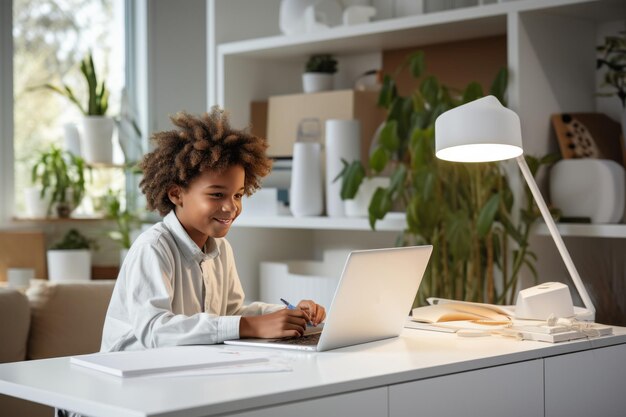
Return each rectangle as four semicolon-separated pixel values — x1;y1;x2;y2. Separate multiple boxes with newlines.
273;332;321;346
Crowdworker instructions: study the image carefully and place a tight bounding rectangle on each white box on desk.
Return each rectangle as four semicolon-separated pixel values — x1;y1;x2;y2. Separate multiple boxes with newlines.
259;250;349;310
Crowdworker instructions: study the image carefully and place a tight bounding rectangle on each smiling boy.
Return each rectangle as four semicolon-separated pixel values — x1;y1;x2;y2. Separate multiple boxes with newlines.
100;108;325;352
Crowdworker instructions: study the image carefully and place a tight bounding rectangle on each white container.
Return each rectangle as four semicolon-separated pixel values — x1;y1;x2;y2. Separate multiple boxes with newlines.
259;250;349;310
241;188;279;217
550;159;624;223
23;187;50;218
7;268;34;290
290;142;324;217
46;249;91;281
325;119;361;217
81;116;114;164
302;72;334;93
345;177;390;217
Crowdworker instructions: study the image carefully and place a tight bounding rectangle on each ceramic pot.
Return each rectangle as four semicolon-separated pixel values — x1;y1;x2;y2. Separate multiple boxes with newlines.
344;177;390;217
81;116;114;164
302;72;333;93
24;187;51;218
47;249;91;281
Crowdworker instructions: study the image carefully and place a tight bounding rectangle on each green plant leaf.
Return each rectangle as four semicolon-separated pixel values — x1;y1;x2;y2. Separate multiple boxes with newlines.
368;187;391;230
489;67;508;105
379;120;400;151
369;146;389;174
408;51;425;79
476;193;500;238
378;75;397;108
339;161;366;200
462;82;483;104
420;76;440;107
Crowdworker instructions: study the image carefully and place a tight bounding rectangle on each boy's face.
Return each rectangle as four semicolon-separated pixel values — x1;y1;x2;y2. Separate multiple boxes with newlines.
168;164;245;248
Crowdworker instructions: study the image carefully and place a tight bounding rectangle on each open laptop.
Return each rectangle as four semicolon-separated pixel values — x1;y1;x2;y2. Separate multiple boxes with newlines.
224;245;432;352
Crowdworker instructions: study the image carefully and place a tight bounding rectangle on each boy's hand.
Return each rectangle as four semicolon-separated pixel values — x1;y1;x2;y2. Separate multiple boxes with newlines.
297;300;326;327
239;309;309;339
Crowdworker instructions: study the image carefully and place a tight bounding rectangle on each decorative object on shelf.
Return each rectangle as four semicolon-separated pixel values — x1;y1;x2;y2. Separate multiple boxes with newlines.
103;190;141;266
30;146;87;218
33;52;114;164
596;29;626;144
551;113;624;165
435;95;595;320
325;119;361;217
550;159;625;224
354;69;382;92
342;5;376;25
279;0;315;35
23;187;51;218
338;51;552;307
6;268;34;291
302;54;338;93
393;0;423;17
47;229;96;282
290;119;324;217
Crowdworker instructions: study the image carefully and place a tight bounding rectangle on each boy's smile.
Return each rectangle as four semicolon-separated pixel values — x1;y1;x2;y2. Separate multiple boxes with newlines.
168;164;245;248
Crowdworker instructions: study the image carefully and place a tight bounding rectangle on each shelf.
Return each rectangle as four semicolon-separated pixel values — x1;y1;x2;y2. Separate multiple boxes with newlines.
532;222;626;239
233;212;406;231
12;216;110;223
218;0;619;60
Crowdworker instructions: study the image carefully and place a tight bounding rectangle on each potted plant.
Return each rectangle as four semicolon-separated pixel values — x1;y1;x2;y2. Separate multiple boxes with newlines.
36;52;114;164
303;54;338;93
339;51;556;307
596;29;626;140
103;189;141;265
47;229;96;281
30;146;87;218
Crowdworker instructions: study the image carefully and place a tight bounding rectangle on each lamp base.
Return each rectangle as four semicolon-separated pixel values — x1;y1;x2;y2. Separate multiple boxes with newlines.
515;282;575;320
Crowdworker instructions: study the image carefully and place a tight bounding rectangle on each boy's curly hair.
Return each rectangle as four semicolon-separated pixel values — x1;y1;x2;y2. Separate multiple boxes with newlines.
139;107;272;216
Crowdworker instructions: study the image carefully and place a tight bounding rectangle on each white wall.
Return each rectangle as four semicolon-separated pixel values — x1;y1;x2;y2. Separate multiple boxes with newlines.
150;0;207;134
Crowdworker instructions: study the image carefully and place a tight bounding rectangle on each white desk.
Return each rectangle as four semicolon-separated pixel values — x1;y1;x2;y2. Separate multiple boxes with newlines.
1;328;625;417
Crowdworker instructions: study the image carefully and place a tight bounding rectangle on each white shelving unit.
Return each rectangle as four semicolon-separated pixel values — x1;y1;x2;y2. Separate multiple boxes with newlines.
208;0;626;302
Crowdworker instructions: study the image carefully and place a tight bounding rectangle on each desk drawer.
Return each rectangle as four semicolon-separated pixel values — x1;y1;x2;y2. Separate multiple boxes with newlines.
222;386;388;417
389;359;543;417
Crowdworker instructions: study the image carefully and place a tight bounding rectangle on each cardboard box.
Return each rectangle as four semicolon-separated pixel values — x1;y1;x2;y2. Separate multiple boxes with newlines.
266;90;386;161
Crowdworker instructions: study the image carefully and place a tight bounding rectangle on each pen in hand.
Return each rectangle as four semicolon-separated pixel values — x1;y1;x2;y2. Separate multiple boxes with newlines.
280;298;314;326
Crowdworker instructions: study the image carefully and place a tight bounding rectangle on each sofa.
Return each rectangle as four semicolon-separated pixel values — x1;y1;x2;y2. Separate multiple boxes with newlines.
0;279;115;417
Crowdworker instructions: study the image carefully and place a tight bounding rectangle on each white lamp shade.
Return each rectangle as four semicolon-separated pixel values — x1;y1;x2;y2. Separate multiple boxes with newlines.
435;96;524;162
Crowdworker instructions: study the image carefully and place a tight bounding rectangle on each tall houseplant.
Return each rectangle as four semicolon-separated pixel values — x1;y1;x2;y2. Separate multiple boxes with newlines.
31;146;87;218
37;52;115;164
103;189;141;265
341;51;551;306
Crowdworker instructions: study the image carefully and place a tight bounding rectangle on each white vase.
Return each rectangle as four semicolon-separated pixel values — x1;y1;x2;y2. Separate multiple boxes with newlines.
23;187;51;218
81;116;114;164
302;72;334;93
47;249;91;281
325;119;361;217
290;142;324;217
344;177;390;217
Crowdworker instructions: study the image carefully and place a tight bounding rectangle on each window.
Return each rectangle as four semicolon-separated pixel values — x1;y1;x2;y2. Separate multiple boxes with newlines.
12;0;127;217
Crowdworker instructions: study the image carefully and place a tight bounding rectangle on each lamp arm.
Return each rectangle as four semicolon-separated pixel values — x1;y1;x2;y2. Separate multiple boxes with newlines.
515;155;595;318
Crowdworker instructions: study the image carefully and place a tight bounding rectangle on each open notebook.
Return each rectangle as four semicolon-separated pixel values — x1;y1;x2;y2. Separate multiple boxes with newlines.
225;245;433;352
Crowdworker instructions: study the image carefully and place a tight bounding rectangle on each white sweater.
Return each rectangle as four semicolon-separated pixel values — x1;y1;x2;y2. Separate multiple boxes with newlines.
100;211;281;352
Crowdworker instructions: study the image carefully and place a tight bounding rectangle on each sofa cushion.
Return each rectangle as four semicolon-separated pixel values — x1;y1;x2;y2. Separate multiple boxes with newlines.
26;280;115;360
0;288;30;362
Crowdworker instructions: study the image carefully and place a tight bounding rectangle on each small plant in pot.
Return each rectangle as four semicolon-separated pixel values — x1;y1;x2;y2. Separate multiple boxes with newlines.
47;229;96;281
34;52;114;164
303;54;338;93
30;146;87;218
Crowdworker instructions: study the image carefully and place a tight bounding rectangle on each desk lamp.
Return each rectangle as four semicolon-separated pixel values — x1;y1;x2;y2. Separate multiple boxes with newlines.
434;96;595;321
